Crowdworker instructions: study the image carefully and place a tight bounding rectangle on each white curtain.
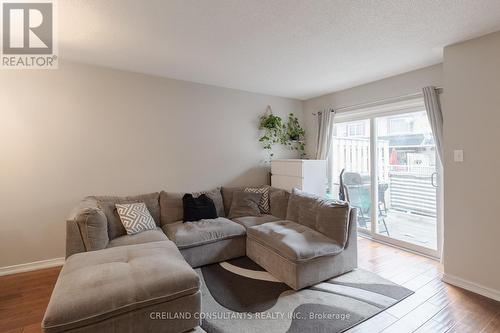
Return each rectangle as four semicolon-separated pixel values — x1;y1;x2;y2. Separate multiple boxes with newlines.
315;109;335;159
423;86;444;262
423;86;443;163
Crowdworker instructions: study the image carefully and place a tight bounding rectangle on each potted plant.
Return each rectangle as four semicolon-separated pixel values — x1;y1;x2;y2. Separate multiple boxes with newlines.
286;113;305;141
259;112;285;158
258;107;306;159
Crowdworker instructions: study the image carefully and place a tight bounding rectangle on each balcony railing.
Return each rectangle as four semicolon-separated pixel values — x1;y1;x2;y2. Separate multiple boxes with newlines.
330;138;437;218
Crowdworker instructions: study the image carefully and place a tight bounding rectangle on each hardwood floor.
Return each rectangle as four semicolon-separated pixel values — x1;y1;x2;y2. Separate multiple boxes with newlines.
0;266;60;333
0;238;499;333
350;237;500;333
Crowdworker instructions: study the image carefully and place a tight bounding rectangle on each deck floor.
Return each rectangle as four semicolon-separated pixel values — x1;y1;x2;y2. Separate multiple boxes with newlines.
357;210;437;250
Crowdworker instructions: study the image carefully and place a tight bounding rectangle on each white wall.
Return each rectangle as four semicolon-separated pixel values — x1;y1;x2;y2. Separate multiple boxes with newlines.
303;64;443;157
0;61;302;268
442;31;500;296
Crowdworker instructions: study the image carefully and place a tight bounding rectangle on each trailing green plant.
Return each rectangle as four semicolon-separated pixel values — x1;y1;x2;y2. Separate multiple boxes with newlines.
258;109;306;159
286;113;305;141
259;113;286;157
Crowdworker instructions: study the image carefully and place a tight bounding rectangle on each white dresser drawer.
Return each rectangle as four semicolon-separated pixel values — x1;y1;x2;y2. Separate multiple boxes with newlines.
271;159;327;197
271;175;303;192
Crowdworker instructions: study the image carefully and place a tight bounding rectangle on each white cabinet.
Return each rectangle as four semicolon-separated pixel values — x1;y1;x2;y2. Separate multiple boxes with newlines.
271;159;327;197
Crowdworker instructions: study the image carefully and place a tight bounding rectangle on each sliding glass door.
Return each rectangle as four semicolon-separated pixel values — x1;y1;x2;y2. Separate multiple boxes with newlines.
330;120;372;232
374;112;438;250
330;102;441;258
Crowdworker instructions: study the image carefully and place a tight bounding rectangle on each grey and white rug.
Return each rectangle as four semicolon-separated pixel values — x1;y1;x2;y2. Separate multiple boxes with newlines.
196;257;413;333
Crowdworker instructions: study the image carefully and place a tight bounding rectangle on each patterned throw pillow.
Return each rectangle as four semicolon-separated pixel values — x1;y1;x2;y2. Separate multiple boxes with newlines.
244;186;270;214
115;202;157;235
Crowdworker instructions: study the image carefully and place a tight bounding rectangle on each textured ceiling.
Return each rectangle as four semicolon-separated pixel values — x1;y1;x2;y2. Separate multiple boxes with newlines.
58;0;500;100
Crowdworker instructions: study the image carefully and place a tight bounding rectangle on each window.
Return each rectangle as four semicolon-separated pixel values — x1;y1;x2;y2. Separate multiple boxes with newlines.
388;117;414;134
347;122;365;136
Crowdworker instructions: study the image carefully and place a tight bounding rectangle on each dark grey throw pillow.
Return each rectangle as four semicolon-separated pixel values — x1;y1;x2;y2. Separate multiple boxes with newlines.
228;191;262;219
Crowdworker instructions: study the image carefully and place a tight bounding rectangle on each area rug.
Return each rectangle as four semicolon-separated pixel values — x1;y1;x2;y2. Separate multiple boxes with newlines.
196;257;413;333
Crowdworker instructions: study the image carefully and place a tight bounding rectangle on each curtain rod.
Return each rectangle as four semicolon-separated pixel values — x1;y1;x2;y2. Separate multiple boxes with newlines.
314;86;443;115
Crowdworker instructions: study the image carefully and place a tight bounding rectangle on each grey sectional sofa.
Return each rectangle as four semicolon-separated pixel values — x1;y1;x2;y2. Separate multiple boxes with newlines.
48;185;357;333
66;187;299;267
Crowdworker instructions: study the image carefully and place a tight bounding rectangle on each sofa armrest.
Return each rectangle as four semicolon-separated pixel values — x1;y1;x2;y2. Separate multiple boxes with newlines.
66;197;109;257
66;219;86;258
344;208;358;249
341;207;358;269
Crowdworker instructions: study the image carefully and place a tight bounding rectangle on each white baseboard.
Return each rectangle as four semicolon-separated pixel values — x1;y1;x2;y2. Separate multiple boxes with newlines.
442;273;500;302
0;257;65;277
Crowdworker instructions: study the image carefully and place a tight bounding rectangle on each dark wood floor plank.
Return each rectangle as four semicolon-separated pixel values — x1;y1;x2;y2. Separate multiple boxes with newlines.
444;294;500;332
20;323;42;333
0;267;60;333
482;311;500;333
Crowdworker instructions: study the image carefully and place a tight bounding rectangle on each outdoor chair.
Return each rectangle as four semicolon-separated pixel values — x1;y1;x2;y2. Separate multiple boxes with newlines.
339;169;389;235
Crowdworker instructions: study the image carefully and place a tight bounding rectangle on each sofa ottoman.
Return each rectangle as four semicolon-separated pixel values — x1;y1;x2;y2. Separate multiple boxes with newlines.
42;241;201;333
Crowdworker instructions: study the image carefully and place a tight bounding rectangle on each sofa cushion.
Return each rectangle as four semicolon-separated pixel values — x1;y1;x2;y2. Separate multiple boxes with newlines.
160;189;225;225
231;214;281;229
107;228;168;248
163;217;245;249
286;188;351;248
247;220;343;262
94;192;160;240
286;188;320;229
73;198;109;251
316;200;351;248
42;241;199;333
221;186;246;216
228;191;262;218
269;188;290;219
160;191;184;225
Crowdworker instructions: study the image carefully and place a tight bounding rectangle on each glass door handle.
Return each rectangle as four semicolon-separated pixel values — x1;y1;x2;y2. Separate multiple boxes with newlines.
431;172;438;188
